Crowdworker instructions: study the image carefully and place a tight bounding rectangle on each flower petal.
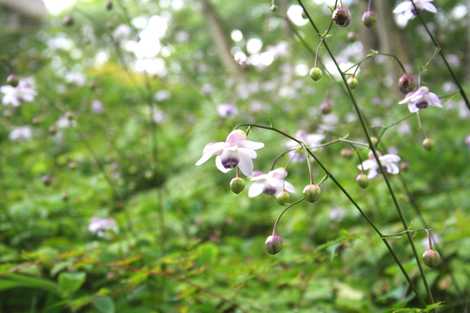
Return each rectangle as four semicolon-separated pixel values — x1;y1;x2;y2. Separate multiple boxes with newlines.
195;142;225;166
248;182;264;198
241;139;264;150
237;152;254;177
226;129;246;145
284;181;296;193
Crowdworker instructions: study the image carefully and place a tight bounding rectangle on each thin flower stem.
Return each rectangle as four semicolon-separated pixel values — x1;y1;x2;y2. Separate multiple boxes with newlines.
343;51;407;75
296;0;433;305
272;198;305;234
409;0;470;110
302;143;314;183
237;123;421;303
271;148;296;170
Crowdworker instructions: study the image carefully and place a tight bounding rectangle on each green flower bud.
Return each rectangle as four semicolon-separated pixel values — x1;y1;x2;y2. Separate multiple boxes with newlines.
362;10;376;28
422;249;441;268
6;74;19;87
356;173;369;189
347;76;358;89
422;137;433;151
230;177;245;194
309;67;323;82
63;15;74;27
340;148;353;159
265;234;283;255
303;184;321;203
276;191;291;205
270;4;278;12
370;136;378;146
106;0;113;10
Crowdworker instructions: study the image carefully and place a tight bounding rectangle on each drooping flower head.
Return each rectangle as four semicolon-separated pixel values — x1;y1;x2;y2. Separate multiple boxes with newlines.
393;0;437;26
358;151;401;179
248;168;295;198
1;77;37;107
196;129;264;177
286;130;324;162
399;86;442;113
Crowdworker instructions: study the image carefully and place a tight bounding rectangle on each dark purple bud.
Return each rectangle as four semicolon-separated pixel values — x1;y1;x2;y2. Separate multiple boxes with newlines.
332;6;351;27
398;73;416;94
321;99;333;115
265;234;283;255
361;10;376;28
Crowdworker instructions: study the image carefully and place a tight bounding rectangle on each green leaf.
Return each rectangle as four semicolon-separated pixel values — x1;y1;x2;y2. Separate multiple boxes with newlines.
94;296;115;313
0;273;60;295
58;272;86;296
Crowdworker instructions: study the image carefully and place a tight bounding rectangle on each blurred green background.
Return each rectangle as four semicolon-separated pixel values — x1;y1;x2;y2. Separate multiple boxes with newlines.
0;0;469;312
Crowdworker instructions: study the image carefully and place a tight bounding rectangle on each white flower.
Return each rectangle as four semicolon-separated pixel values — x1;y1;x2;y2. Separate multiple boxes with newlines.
65;72;86;86
88;217;118;237
9;126;32;141
465;135;470;149
329;207;345;222
196;129;264;177
286;130;324;162
1;77;37;107
57;114;76;129
151;107;165;124
358;152;401;179
248;168;295;198
217;103;238;118
399;86;442;113
91;99;104;113
393;0;437;26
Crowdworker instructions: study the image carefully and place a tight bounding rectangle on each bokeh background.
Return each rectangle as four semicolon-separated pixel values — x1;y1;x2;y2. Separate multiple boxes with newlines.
0;0;469;312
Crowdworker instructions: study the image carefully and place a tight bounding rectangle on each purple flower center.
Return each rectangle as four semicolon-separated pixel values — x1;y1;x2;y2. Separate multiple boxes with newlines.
263;186;277;195
221;157;239;169
416;101;428;109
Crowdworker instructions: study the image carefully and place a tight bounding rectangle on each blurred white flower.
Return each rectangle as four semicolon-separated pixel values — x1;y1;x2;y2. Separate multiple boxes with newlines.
399;86;441;113
1;77;37;107
287;4;308;26
286;130;324;162
113;24;132;41
421;233;440;248
65;72;86;86
151;107;166;124
195;129;264;177
358;152;401;179
9;126;32;141
88;217;118;237
91;99;104;113
248;168;295;198
217;103;238;118
57;115;76;128
465;135;470;149
329;207;345;222
394;0;436;27
154;90;171;102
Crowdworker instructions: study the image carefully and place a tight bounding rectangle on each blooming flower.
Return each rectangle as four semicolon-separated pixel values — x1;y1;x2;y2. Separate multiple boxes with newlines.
217;103;238;118
399;86;442;113
358;152;401;179
329;207;345;222
91;99;104;113
248;168;295;198
394;0;437;26
9;126;32;141
195;129;264;177
57;114;76;129
286;130;324;162
88;217;118;237
1;77;37;107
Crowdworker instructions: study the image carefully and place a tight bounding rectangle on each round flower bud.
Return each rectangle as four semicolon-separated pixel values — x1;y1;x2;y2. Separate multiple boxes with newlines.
356;173;369;189
309;67;323;82
370;136;378;146
62;192;69;202
63;15;75;27
6;74;19;87
347;76;358;89
270;4;278;12
320;99;333;114
303;184;321;203
265;234;283;255
230;177;245;194
340;148;353;159
106;0;113;10
347;32;356;42
400;161;409;172
398;73;416;94
332;6;351;27
276;191;291;205
422;249;441;268
42;175;53;187
422;137;433;151
361;10;376;28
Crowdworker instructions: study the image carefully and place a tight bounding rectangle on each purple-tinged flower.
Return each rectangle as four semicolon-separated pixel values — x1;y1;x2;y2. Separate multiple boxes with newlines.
248;168;295;198
154;90;170;102
196;129;264;177
217;103;238;118
151;107;166;124
329;207;345;222
394;0;437;26
65;72;86;86
9;126;32;141
358;152;401;179
1;77;36;107
91;99;104;113
465;135;470;149
57;114;76;129
422;233;440;249
88;217;118;237
286;130;324;162
399;86;442;113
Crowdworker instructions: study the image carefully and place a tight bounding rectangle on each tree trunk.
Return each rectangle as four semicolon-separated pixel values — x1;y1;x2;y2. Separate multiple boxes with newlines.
199;0;244;79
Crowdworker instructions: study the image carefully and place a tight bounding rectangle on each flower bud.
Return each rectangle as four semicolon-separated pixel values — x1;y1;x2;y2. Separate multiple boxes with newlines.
347;32;356;42
63;15;75;27
347;76;358;89
422;137;433;151
265;234;283;255
270;4;278;12
309;67;323;82
106;0;113;10
422;249;441;268
332;6;351;27
320;99;333;114
6;74;19;87
303;184;321;203
340;148;353;159
398;73;416;94
230;177;245;194
276;191;291;205
42;175;53;187
400;161;409;172
356;173;369;189
370;136;378;146
361;10;376;28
